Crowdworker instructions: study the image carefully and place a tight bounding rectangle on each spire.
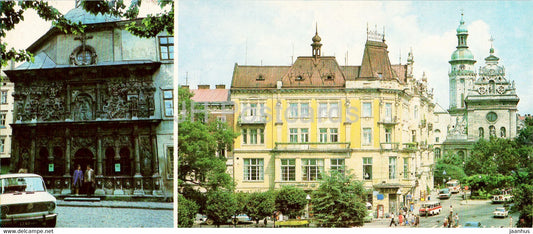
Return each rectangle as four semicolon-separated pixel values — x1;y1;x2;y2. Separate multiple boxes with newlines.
311;23;322;57
489;36;495;55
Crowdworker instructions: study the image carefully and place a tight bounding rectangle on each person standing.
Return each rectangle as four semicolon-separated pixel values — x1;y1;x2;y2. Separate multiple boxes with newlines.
72;165;83;195
399;213;403;226
389;213;397;227
84;164;95;196
453;213;459;228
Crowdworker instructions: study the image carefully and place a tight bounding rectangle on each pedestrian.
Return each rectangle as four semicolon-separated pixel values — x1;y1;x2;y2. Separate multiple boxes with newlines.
84;164;95;196
389;213;397;227
453;213;459;228
447;212;453;228
399;213;403;226
415;215;420;227
509;216;513;228
443;217;448;228
72;164;83;195
450;205;453;213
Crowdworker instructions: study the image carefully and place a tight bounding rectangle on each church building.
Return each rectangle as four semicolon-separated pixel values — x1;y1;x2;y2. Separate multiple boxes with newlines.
4;6;174;197
440;14;520;158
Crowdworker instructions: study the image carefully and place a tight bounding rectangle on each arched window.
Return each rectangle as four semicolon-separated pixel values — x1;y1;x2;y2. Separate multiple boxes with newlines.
435;129;441;143
500;127;506;138
479;127;484;138
434;148;441;159
489;125;496;137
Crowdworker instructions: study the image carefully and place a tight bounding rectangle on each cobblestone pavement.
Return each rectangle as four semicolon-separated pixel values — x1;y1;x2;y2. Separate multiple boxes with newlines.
56;205;173;228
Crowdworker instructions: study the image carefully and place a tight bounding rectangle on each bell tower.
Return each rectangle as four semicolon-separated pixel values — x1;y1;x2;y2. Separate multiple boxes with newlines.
311;24;322;57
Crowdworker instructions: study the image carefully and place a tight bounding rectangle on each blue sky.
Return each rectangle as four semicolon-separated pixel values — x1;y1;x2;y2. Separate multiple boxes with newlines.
178;1;533;115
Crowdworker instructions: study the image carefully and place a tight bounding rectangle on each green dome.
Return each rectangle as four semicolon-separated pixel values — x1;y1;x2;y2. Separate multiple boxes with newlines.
451;48;475;61
456;23;468;34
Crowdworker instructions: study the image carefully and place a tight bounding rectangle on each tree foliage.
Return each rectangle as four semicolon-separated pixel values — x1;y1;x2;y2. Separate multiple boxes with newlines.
433;152;466;187
275;186;307;219
246;191;275;225
205;190;237;227
177;194;198;228
466;137;520;176
461;174;514;197
1;0;173;66
311;172;367;227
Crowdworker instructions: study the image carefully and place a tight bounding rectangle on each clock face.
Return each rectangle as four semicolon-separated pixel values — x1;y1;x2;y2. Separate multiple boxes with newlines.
486;112;498;122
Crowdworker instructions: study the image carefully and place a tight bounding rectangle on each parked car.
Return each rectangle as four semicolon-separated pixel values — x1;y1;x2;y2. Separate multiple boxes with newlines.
493;207;509;218
463;221;482;228
0;173;57;227
438;188;451;199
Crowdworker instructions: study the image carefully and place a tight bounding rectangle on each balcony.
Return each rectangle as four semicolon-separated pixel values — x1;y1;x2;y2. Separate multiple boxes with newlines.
378;116;398;125
238;115;267;125
273;142;351;153
401;142;419;152
380;142;399;151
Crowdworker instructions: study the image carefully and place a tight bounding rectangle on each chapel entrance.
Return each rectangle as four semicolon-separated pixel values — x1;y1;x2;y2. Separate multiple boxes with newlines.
73;148;95;195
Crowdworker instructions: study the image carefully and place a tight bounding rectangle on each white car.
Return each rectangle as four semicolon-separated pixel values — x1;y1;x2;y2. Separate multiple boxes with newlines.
0;173;57;227
493;207;509;218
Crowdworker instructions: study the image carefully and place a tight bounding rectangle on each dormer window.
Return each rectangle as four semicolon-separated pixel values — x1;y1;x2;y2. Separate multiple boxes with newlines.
327;75;333;80
378;73;383;78
296;75;303;81
257;75;265;81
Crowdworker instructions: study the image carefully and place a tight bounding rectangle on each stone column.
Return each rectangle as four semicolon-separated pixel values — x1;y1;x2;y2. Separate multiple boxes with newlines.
150;126;162;196
95;127;105;196
133;126;144;196
62;127;72;195
30;129;36;173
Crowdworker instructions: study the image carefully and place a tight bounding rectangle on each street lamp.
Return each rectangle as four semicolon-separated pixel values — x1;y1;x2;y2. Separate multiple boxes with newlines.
306;194;311;219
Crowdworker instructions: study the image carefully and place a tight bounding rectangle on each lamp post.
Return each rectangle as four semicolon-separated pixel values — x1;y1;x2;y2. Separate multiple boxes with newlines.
306;194;311;219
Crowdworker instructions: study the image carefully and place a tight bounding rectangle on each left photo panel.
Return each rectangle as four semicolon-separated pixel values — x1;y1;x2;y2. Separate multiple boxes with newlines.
0;0;174;228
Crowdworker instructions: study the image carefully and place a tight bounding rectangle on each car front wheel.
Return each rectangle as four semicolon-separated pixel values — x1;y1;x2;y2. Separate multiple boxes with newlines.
45;217;57;228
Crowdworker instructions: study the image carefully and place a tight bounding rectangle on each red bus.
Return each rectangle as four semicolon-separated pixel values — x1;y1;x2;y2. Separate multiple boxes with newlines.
419;201;442;216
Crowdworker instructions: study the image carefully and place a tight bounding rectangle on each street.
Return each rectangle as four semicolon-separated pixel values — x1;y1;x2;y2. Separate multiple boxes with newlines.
56;203;173;228
364;192;519;228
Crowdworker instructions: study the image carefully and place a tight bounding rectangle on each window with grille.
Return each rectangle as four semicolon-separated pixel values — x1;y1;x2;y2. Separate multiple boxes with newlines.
319;128;328;143
0;91;7;104
302;159;323;181
244;158;264;181
363;128;372;145
159;36;174;60
163;90;173;116
363;157;372;180
330;128;338;142
300;128;309;143
363;102;372;117
281;159;295;181
289;128;298;143
330;158;345;174
389;157;397;179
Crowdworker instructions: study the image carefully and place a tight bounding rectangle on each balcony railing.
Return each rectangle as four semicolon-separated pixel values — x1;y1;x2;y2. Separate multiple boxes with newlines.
380;142;399;151
402;142;419;151
273;142;351;153
238;115;267;125
378;116;398;125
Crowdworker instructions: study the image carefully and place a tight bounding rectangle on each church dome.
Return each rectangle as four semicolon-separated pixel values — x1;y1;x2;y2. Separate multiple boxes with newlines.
451;48;475;62
456;14;468;34
64;7;121;25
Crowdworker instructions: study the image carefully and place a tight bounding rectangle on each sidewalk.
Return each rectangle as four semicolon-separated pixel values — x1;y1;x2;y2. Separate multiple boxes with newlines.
57;200;173;210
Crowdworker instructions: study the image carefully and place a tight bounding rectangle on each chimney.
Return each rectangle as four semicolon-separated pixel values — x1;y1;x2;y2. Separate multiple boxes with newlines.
215;84;226;89
198;85;210;89
180;85;189;90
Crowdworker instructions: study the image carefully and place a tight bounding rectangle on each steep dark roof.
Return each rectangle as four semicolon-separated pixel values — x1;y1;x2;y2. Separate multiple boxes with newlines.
231;64;290;89
359;40;397;80
280;56;345;88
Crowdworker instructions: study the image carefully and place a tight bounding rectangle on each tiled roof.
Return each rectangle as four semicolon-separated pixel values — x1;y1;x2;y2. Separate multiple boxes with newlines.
391;64;408;83
280;56;345;88
231;64;290;89
191;89;229;102
359;40;397;81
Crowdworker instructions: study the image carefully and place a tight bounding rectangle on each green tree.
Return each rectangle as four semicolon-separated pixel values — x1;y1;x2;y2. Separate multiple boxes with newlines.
461;174;513;199
177;194;198;228
466;137;520;176
177;87;239;214
275;186;307;219
246;191;275;225
311;172;367;227
1;0;173;66
205;190;237;227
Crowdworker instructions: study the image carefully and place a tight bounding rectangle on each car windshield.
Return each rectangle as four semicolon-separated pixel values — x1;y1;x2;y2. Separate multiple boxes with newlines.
439;189;449;193
0;177;46;194
496;208;505;212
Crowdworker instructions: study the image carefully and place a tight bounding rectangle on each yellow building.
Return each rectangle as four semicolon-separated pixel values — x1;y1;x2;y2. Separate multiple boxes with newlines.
230;29;435;216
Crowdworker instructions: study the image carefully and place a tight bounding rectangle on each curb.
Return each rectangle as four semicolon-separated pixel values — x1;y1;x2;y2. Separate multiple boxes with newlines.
57;201;173;210
460;200;491;205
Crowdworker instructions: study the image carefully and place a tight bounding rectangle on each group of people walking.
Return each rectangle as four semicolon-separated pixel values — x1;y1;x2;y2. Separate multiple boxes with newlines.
72;164;95;196
389;212;420;227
